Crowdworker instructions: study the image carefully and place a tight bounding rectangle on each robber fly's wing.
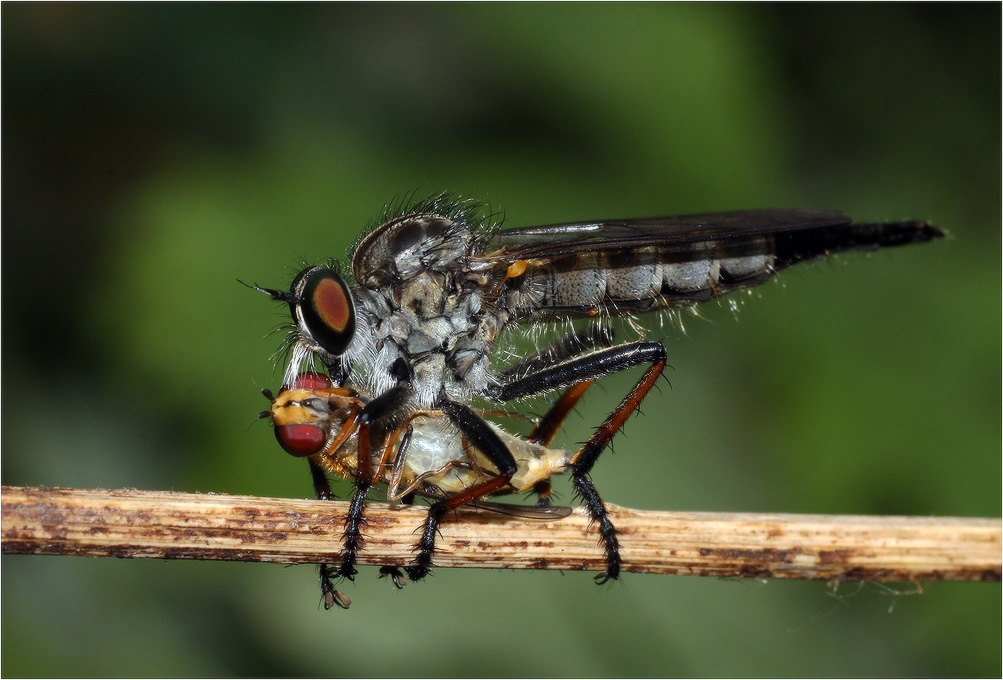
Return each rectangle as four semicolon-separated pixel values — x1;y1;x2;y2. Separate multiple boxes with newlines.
477;209;941;321
486;209;853;262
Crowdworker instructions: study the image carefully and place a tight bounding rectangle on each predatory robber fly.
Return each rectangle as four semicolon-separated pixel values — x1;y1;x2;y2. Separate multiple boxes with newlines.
250;193;944;608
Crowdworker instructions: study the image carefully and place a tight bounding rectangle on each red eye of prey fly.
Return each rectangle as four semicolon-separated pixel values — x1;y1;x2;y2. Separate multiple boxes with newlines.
289;371;333;390
275;424;327;457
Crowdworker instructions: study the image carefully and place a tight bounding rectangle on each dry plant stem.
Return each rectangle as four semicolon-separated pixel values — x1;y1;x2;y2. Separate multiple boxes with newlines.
2;485;999;583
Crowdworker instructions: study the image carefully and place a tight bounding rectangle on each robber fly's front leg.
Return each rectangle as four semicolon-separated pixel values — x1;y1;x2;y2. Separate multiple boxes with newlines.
405;400;518;582
494;340;668;583
307;460;353;610
332;381;413;585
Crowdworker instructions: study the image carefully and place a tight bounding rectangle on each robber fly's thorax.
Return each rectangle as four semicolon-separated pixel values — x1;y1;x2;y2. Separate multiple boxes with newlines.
348;213;512;407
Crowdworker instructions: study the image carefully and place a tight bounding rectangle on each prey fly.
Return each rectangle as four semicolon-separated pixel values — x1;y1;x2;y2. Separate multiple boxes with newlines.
262;370;575;607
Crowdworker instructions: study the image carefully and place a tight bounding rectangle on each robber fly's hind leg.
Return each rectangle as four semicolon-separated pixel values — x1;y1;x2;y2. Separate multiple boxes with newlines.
527;380;597;507
571;343;666;582
494;340;668;583
405;400;518;582
505;327;615;508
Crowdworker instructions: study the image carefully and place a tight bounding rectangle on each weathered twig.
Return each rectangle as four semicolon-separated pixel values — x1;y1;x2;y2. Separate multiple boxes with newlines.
2;485;999;583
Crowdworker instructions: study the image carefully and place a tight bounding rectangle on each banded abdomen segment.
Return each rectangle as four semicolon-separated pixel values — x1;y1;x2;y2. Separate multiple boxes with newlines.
502;219;943;321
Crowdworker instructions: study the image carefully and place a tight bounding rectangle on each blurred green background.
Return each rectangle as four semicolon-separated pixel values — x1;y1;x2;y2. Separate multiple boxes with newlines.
3;4;999;677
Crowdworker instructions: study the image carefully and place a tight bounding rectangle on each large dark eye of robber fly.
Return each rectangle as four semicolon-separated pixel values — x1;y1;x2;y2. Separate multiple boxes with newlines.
290;267;356;356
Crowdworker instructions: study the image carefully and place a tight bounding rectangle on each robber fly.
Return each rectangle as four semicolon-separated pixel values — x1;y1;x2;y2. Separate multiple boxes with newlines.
251;193;943;606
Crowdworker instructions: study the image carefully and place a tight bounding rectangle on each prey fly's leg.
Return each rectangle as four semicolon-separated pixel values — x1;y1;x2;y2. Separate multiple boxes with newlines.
377;421;419;590
308;460;352;610
405;400;518;582
494;341;668;583
526;380;595;506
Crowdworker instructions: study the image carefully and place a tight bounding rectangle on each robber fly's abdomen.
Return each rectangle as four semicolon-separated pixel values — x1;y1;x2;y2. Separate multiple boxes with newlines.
507;245;775;319
502;220;941;320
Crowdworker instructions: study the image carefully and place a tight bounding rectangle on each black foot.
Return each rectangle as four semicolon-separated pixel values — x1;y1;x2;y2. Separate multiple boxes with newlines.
320;565;352;610
379;566;408;589
573;472;622;584
405;504;446;581
334;484;369;583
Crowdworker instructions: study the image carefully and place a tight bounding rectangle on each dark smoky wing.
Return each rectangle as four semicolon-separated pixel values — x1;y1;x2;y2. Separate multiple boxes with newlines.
486;209;852;261
470;501;574;519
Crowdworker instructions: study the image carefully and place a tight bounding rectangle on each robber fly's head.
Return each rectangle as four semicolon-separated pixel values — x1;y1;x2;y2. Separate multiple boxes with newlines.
247;265;356;383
